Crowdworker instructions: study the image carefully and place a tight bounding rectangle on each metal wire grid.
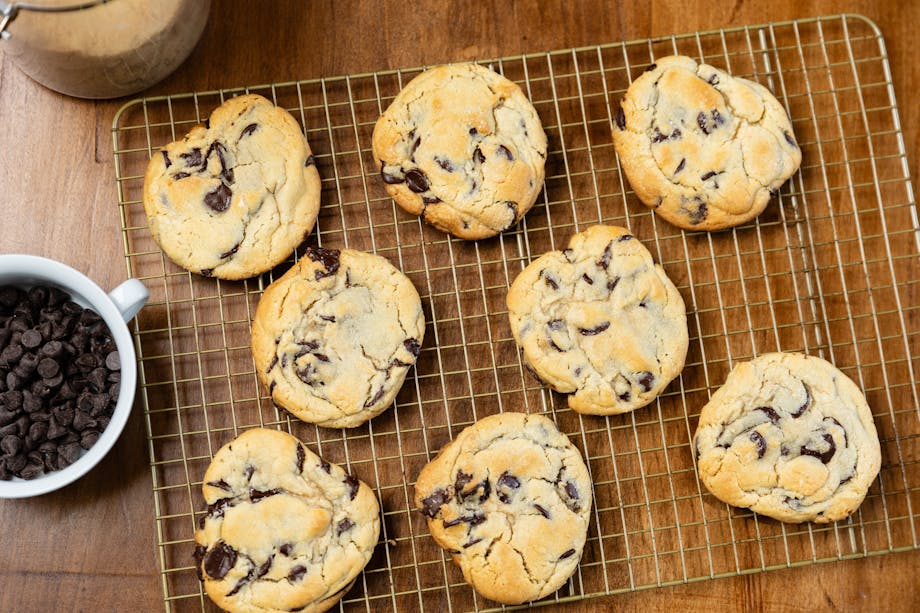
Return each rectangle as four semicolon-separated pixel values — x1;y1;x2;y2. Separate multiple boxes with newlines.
110;13;919;613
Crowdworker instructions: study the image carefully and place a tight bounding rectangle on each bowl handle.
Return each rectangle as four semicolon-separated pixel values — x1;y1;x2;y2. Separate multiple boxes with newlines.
107;278;149;323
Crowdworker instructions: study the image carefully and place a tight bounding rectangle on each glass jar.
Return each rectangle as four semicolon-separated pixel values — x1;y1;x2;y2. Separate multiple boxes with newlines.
0;0;210;98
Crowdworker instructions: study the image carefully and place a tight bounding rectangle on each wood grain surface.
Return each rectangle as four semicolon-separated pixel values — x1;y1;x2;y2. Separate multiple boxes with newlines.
0;1;918;611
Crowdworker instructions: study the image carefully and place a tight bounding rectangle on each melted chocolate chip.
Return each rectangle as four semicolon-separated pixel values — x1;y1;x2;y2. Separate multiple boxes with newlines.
582;273;594;285
344;475;359;500
162;151;172;167
542;270;559;290
240;123;259;138
559;548;577;560
783;130;797;147
801;433;836;464
172;171;190;180
617;233;633;242
463;537;483;548
204;183;232;212
791;383;812;418
336;518;355;535
435;157;454;172
578;322;610;336
614;105;626;130
675;158;686;174
204;542;237;580
381;167;404;184
534;504;550;519
607;277;620;292
219;244;240;259
296;444;305;473
708;74;720;85
618;390;631;402
596;241;613;269
651;128;668;143
757;406;782;424
474;147;486;164
304;155;315;167
364;387;385;408
564;481;579;501
750;430;767;459
548;319;566;331
404;338;421;358
420;488;450;518
497;145;514;161
637;371;654;392
479;478;491;502
206;479;232;491
244;464;255;480
306;246;341;279
502;201;520;232
279;543;293;556
287;565;307;582
701;171;719;181
181;148;202;166
250;488;281;502
405;169;429;193
320;459;331;474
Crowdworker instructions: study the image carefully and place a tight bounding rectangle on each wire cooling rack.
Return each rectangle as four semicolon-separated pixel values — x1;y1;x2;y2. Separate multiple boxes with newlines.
111;13;919;612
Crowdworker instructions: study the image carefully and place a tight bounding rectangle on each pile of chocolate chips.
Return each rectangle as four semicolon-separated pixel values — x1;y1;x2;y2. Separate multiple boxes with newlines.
0;284;120;480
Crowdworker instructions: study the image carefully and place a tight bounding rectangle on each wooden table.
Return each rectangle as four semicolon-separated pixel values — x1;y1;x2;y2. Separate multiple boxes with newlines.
1;1;917;610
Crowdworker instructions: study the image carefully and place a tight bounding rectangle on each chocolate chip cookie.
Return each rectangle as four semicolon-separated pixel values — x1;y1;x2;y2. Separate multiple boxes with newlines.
612;55;802;231
506;225;688;415
144;93;321;279
251;246;425;428
414;412;592;605
372;62;547;240
694;352;881;523
194;428;380;613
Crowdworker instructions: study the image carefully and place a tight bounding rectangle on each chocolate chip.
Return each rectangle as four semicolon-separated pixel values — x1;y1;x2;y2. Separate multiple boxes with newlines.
651;128;668;143
364;387;385;408
541;270;559;290
381;165;405;184
596;241;613;270
435;157;454;172
707;74;720;85
637;371;654;392
607;277;620;292
581;274;594;285
206;479;232;491
756;406;781;424
614;105;626;130
250;488;282;502
404;338;421;359
559;548;576;560
180;148;202;167
304;154;316;167
801;432;836;464
219;244;240;260
204;543;237;580
420;488;450;518
750;431;767;459
336;518;355;535
474;147;486;164
617;234;633;242
791;383;812;418
320;459;331;474
287;564;307;582
204;183;232;212
296;445;305;473
172;172;190;180
20;329;42;349
344;474;359;500
279;543;293;556
534;504;550;519
578;322;610;336
497;145;514;161
240;123;259;138
701;171;719;181
306;246;341;280
783;130;797;147
564;481;579;501
405;169;429;193
161;150;172;168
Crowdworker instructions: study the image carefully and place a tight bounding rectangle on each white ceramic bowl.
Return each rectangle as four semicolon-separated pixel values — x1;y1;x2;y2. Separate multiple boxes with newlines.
0;255;148;498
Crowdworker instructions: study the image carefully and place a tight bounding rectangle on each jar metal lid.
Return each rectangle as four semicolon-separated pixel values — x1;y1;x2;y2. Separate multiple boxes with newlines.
0;0;111;39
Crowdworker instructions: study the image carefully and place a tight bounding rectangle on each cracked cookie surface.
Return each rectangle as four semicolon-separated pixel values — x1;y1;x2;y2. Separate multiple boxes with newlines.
414;412;592;605
252;246;425;428
612;55;801;231
694;352;881;523
193;428;380;613
507;225;688;415
372;62;547;240
144;94;321;279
